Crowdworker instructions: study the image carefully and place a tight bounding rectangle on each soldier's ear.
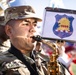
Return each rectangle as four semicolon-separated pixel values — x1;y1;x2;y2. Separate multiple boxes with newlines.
5;25;12;37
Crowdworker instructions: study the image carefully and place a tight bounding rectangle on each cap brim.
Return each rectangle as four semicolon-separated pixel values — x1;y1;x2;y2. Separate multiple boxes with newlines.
18;12;42;22
18;15;42;22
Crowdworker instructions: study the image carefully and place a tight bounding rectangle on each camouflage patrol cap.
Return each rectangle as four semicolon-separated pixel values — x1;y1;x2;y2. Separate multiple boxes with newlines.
4;6;42;24
0;16;5;26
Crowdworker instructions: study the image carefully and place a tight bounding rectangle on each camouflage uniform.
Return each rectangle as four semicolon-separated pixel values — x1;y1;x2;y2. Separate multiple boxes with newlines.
0;6;44;75
0;51;31;75
0;44;45;75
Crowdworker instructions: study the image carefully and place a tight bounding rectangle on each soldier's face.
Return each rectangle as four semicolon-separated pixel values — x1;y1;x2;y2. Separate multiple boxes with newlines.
6;18;38;51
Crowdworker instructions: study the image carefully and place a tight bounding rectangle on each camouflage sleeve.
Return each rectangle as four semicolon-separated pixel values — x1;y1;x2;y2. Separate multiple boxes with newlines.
0;60;23;75
0;52;31;75
0;62;10;74
0;52;17;75
0;59;31;75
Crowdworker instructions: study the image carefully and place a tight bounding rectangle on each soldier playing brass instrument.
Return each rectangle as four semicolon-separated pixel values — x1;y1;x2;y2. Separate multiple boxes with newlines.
0;5;47;75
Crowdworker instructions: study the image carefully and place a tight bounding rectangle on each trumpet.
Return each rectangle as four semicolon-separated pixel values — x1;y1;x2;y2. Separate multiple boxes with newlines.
32;35;60;75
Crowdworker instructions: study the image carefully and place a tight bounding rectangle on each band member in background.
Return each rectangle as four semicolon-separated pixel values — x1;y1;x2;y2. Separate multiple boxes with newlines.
56;40;75;75
0;16;10;53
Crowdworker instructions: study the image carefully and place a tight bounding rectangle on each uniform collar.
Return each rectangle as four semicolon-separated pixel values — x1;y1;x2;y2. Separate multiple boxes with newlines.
9;44;35;64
